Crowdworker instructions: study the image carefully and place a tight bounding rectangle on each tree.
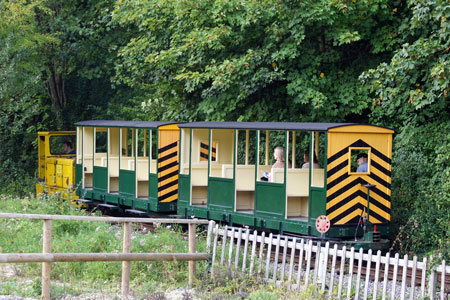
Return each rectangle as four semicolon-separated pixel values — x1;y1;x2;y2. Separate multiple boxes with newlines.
361;0;450;257
112;0;402;122
0;0;57;189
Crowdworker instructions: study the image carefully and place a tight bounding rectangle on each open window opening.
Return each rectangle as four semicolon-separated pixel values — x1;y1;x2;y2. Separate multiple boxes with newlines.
82;127;94;188
349;147;370;174
94;128;107;167
136;129;149;198
120;128;135;171
210;129;233;179
108;128;120;193
310;132;325;188
191;129;209;206
286;131;310;221
180;128;190;175
235;130;256;213
264;130;287;184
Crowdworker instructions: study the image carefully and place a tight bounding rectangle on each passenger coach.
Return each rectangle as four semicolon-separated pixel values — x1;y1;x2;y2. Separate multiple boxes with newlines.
75;120;180;213
177;122;393;247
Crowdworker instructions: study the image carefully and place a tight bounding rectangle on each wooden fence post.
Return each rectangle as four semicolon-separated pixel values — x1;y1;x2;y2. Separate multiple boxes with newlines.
42;219;52;300
188;223;196;286
121;222;131;298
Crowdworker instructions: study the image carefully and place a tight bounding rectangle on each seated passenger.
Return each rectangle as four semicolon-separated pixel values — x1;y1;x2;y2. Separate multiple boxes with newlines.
261;146;291;182
302;150;320;169
356;153;369;172
63;141;75;155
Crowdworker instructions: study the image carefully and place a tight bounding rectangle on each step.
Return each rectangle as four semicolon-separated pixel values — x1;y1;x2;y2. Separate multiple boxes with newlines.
97;203;119;210
125;209;148;216
76;199;93;204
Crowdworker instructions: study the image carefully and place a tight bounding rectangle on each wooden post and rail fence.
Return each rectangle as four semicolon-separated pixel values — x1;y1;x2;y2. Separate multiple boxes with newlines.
1;214;449;300
0;213;212;300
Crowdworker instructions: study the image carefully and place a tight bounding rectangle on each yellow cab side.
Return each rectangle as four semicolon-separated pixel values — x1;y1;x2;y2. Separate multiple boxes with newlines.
36;131;78;200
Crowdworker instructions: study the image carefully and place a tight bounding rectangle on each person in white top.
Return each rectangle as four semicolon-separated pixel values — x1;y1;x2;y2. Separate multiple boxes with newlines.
302;150;320;169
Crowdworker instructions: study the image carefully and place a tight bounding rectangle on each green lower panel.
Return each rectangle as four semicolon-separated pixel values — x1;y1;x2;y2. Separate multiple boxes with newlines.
119;170;136;203
208;177;234;211
133;198;149;211
309;187;326;235
255;182;285;219
105;193;120;204
177;175;190;215
75;164;83;196
93;166;108;194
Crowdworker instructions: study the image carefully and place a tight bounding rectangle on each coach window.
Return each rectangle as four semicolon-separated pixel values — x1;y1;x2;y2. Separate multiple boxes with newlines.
76;127;82;164
180;128;190;175
120;128;135;171
149;129;157;174
349;148;370;174
310;131;325;188
260;130;286;184
94;128;107;167
210;129;233;178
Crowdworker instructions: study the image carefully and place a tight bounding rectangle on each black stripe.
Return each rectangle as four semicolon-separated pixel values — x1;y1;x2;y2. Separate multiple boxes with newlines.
200;152;208;159
328;148;348;165
327;190;365;215
159;141;178;154
369;172;391;189
327;160;348;178
211;147;216;153
158;179;178;192
371;160;391;177
158;161;178;173
159;151;177;163
200;143;208;150
329;202;387;225
327;177;363;202
369;186;391;204
371;147;391;164
326;190;390;216
158;189;177;201
327;172;352;191
158;170;179;182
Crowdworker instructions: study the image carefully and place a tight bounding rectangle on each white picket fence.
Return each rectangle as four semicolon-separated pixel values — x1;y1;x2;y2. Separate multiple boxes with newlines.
207;223;449;300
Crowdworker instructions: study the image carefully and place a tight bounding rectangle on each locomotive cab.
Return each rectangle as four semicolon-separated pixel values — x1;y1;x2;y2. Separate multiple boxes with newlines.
36;131;77;199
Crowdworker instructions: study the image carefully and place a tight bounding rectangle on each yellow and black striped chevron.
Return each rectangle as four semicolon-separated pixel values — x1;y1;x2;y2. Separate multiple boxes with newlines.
326;139;391;225
158;141;178;203
200;142;216;161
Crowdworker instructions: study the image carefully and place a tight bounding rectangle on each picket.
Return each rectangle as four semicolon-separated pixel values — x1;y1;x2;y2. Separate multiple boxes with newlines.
208;226;448;300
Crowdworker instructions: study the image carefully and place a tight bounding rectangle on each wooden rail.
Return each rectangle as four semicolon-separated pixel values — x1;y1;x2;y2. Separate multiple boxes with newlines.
0;213;212;300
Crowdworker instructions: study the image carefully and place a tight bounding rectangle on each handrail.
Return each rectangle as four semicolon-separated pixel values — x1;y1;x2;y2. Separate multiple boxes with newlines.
0;213;213;300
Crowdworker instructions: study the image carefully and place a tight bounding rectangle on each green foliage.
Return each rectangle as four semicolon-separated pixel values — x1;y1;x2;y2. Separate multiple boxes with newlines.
0;0;57;189
112;0;400;122
361;0;450;259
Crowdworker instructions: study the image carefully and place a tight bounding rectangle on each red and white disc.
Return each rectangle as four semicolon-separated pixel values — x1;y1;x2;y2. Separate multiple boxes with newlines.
315;215;330;234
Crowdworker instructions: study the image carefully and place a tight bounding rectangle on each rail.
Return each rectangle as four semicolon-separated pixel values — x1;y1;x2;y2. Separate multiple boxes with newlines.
0;213;213;300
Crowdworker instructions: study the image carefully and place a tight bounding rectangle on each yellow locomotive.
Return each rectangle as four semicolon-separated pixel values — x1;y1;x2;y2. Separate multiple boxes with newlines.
36;131;78;199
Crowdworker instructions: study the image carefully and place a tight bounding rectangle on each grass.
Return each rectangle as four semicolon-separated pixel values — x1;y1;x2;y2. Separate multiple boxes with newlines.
0;191;327;299
0;192;210;298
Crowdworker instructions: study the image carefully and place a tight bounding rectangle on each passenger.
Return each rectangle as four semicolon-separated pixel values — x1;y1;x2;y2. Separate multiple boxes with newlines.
356;153;369;172
260;146;291;182
302;150;320;169
63;141;75;155
272;146;292;169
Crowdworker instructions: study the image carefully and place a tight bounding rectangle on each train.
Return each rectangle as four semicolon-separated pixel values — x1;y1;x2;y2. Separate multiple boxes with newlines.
36;120;394;250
